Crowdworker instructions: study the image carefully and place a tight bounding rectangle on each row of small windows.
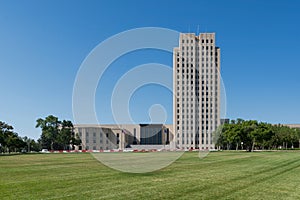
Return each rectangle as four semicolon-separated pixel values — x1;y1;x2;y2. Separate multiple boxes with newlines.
176;110;218;116
177;63;219;69
181;39;214;44
176;97;215;102
177;56;218;62
177;114;217;119
178;133;213;138
176;57;219;65
86;139;109;144
180;109;218;115
177;119;218;126
177;73;218;80
177;65;218;71
182;39;194;43
202;39;214;44
178;91;218;95
181;50;217;57
176;86;218;91
181;46;216;51
176;125;217;131
177;103;218;108
176;80;218;85
177;60;219;66
176;91;219;97
84;132;109;138
177;65;216;70
177;91;218;96
182;52;217;57
176;98;218;104
176;126;218;132
176;136;214;143
177;112;218;119
178;69;218;74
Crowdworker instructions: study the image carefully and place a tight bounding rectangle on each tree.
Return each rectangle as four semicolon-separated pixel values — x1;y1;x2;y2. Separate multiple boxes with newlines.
36;115;59;150
71;133;82;150
36;115;77;150
0;121;26;153
57;120;74;150
0;121;13;151
23;136;41;152
213;124;225;150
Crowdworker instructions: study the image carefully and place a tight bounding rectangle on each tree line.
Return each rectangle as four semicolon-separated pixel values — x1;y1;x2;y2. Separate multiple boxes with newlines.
0;121;28;153
214;119;300;152
0;115;81;153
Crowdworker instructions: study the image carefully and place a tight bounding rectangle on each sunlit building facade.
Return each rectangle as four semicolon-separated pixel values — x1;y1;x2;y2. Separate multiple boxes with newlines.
74;124;173;150
173;33;221;150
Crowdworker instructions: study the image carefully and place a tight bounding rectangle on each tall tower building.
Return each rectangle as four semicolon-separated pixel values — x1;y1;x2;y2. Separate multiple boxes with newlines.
173;33;221;150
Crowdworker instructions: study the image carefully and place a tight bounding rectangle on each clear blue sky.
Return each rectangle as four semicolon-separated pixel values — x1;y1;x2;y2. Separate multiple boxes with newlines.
0;0;299;139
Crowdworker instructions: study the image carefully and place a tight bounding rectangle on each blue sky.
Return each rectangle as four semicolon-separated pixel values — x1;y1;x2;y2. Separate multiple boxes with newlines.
0;0;299;139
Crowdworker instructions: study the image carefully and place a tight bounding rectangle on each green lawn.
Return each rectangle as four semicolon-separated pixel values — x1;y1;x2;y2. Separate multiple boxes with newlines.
1;151;300;199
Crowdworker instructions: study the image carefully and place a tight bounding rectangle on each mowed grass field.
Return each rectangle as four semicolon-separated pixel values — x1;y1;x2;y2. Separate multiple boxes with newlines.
1;151;300;200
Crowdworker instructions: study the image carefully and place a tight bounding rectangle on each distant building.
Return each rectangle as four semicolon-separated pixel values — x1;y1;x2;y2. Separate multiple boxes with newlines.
173;32;221;150
220;118;230;125
74;124;173;150
284;124;300;129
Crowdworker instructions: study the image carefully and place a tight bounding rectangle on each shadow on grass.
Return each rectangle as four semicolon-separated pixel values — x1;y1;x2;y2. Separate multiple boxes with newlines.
176;153;300;199
212;157;300;199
